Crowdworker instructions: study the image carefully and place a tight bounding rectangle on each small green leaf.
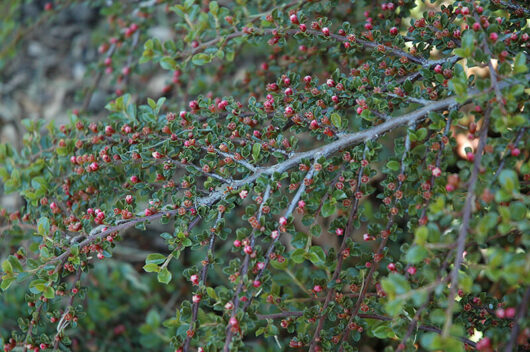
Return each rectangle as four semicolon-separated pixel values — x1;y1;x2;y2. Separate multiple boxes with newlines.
386;160;400;171
37;217;50;236
7;255;23;272
160;56;177;70
192;53;211;66
0;277;15;291
290;249;306;264
157;268;172;284
513;53;528;74
321;199;335;217
2;260;13;273
252;143;261;162
43;286;55;299
498;169;519;193
406;245;428;264
209;1;219;15
308;246;326;265
146;253;166;265
143;263;160;273
330;113;341;128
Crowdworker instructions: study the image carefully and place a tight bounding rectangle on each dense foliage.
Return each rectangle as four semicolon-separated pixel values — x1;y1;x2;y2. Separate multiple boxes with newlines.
0;0;529;351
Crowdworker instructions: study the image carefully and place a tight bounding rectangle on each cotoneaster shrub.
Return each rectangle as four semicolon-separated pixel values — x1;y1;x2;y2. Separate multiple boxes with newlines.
0;0;529;351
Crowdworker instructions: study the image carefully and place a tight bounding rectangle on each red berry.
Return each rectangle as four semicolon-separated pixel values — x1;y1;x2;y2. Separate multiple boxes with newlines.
289;14;299;24
303;75;312;84
505;307;516;318
476;337;491;351
466;152;475;162
472;22;481;31
252;280;261;288
434;64;442;74
461;7;470;15
390;27;398;36
299;24;307;32
44;2;53;11
511;148;520;157
489;32;498;42
387;263;397;272
233;240;241;247
322;27;330;36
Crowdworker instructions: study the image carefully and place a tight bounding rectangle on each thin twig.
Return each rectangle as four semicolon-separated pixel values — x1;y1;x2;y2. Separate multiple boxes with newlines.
442;108;491;337
504;286;530;352
53;269;83;351
308;145;369;352
338;126;414;351
183;213;222;351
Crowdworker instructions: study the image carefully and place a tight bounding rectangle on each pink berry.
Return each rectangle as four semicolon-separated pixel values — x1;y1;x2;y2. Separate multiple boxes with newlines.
505;307;516;318
89;162;99;172
299;24;307;32
407;266;417;275
313;285;322;292
279;217;287;226
335;228;344;236
192;294;201;303
461;7;470;15
289;14;299;24
511;148;520;157
472;22;481;31
322;27;330;36
489;32;498;42
244;245;253;254
253;280;261;287
363;233;374;241
229;317;238;326
190;274;199;285
125;195;133;204
271;230;279;240
97;252;105;260
432;167;442;177
445;184;455;192
466;152;475;162
303;75;312;84
233;240;241;247
476;337;491;351
387;263;397;272
434;64;442;74
130;175;139;183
